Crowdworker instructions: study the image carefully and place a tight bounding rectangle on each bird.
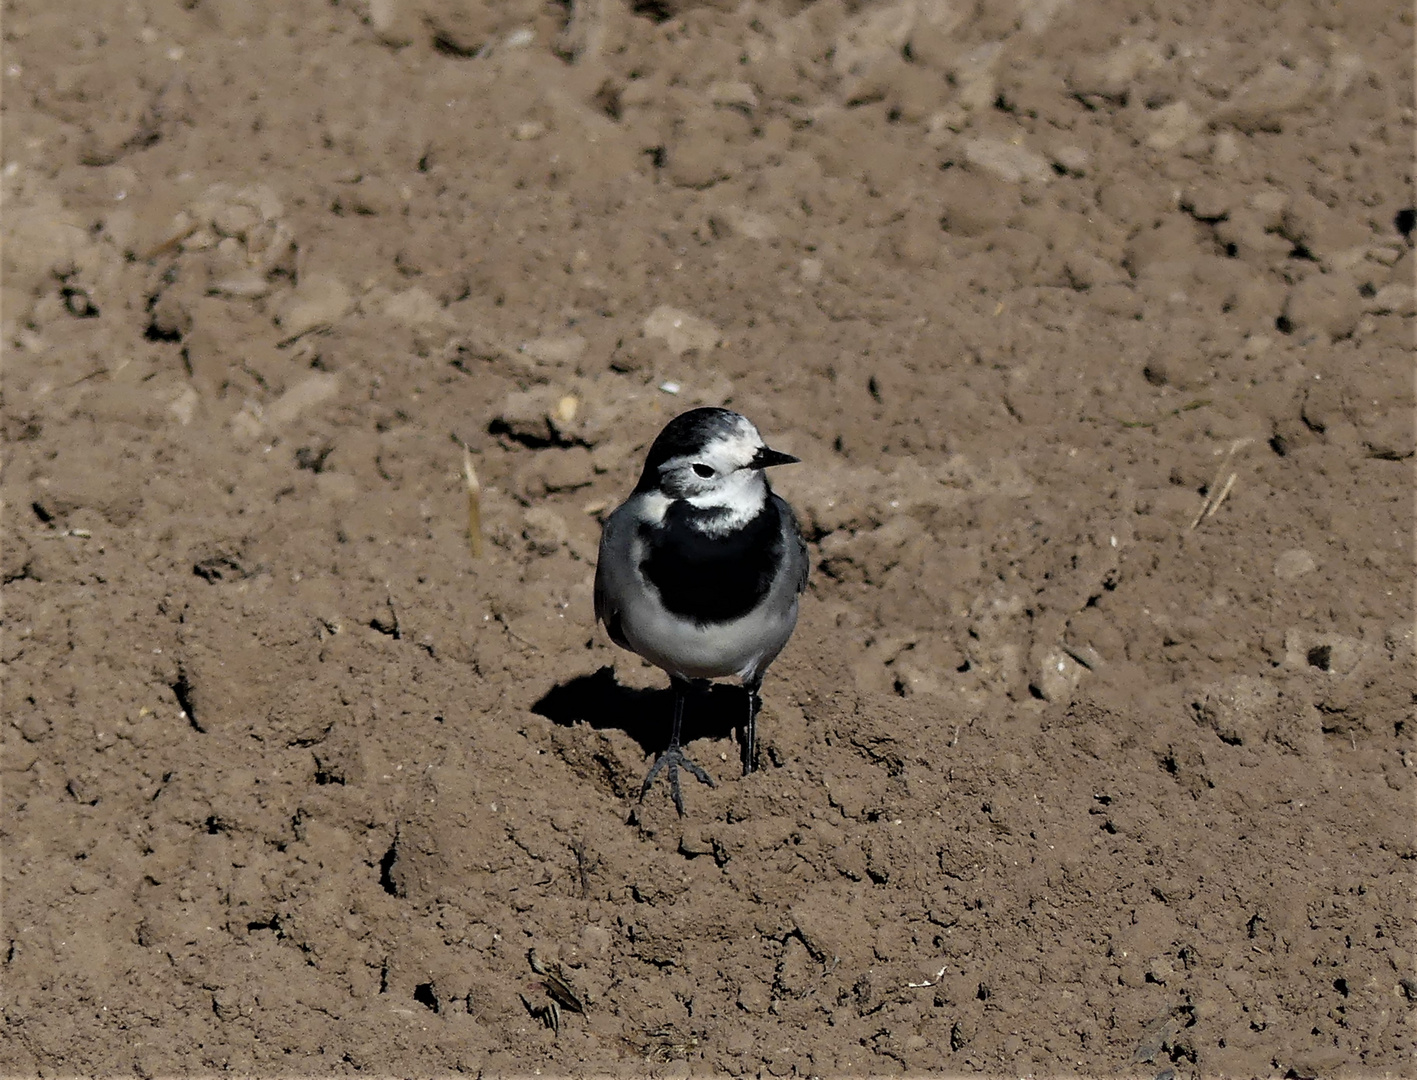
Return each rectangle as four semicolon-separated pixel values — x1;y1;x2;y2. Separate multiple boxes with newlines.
594;407;809;814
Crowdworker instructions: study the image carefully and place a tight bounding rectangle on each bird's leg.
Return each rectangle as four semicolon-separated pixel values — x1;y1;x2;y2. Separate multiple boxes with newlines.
640;676;715;815
742;676;763;776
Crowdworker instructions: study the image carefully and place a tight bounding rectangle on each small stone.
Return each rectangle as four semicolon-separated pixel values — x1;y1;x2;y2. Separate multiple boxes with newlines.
1279;194;1371;264
276;275;353;337
1366;281;1416;317
1070;41;1164;101
1064;250;1127;290
951;41;1006;111
537;447;594;492
1212;130;1242;165
708;81;758;110
383;285;453;328
421;0;497;53
167;386;200;426
1050;144;1089;175
1274;549;1317;581
708;205;778;241
148;289;193;339
1030;647;1085;702
1194;676;1278;745
642;306;720;356
230;404;264;441
522;506;570;555
554;395;579;425
1281;273;1362;342
367;0;417;46
1145;100;1207;151
1146;957;1175;985
1213;58;1323;133
831;0;916;85
962;137;1052;184
266;373;341;427
210;270;272;298
1361;410;1415;460
736;980;770;1015
1182;184;1233;222
579;924;611;958
939;169;1019;236
520;334;587;366
665;130;733;189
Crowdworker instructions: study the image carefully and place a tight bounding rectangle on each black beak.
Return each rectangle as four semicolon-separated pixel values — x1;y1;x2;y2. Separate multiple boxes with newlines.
750;446;800;469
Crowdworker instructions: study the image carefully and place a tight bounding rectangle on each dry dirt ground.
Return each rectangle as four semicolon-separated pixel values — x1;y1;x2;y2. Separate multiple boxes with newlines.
2;0;1414;1075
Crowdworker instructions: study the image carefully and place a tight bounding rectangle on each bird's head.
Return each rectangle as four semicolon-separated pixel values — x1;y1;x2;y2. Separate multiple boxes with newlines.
635;407;798;528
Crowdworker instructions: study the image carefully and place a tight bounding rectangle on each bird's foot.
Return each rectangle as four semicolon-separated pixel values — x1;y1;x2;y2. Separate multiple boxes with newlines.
640;744;715;816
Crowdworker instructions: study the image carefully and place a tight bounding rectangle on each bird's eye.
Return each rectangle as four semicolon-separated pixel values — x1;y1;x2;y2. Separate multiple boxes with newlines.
691;463;714;478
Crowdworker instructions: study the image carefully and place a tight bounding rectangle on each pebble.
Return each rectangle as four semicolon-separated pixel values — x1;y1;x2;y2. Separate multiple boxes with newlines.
1029;646;1085;702
266;373;341;428
381;287;456;344
950;41;1005;112
939;169;1020;236
708;81;758;110
1071;41;1165;102
420;0;498;54
1280;273;1362;342
665;130;734;189
1049;144;1090;176
707;204;778;241
1365;281;1416;317
736;980;770;1015
167;386;200;426
1274;549;1317;581
1064;250;1127;290
35;457;143;527
522;505;571;556
1211;130;1242;165
831;0;916;87
536;447;594;493
210;269;272;298
1213;58;1323;133
366;0;417;46
276;274;353;338
1144;100;1206;151
519;334;587;367
1193;676;1279;745
905;0;969;69
1280;194;1371;265
1181;184;1233;222
962;137;1053;184
642;306;721;356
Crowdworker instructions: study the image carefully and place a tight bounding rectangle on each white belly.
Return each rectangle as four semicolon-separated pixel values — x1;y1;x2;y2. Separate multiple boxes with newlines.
619;591;800;682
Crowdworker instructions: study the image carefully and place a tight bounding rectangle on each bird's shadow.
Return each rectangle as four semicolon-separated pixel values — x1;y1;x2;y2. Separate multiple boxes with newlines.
531;666;748;766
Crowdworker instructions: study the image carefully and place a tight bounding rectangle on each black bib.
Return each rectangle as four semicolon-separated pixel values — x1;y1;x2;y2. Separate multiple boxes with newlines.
639;499;782;625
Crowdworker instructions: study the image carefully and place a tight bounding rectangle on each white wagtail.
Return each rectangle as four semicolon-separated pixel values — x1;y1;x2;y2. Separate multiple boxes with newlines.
594;407;809;813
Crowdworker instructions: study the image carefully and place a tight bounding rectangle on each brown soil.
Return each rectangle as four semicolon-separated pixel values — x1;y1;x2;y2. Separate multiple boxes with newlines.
2;0;1414;1075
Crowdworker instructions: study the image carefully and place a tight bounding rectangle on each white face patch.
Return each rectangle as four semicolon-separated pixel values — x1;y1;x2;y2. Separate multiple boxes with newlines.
684;469;767;534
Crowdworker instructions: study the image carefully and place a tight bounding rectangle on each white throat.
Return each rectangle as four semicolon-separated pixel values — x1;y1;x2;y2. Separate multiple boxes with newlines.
684;471;767;536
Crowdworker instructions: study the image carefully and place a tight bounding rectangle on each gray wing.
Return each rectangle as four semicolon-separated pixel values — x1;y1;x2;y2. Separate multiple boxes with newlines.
773;493;810;596
593;501;634;649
